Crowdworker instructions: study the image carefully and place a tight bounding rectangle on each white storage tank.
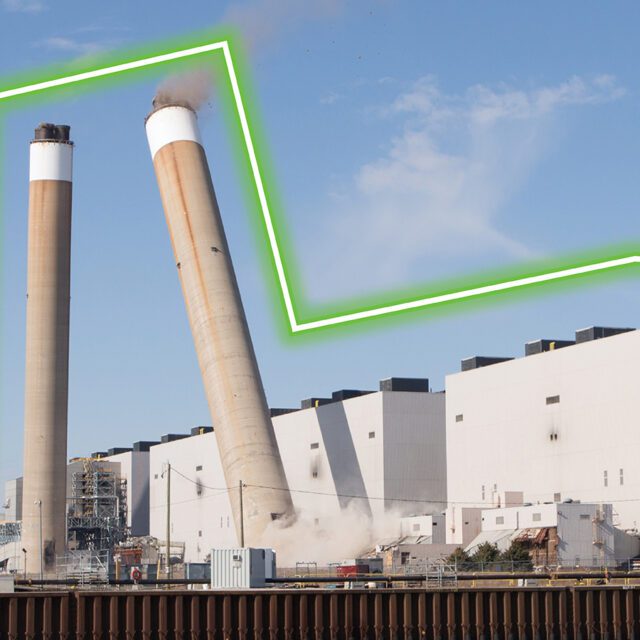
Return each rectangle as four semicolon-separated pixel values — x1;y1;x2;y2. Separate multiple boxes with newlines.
210;548;276;589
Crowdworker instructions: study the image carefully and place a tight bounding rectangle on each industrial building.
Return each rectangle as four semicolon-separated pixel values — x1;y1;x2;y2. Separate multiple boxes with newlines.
148;428;236;564
274;380;446;522
1;377;447;571
465;502;640;568
2;479;22;524
4;324;640;573
446;326;640;532
100;443;155;537
147;380;447;564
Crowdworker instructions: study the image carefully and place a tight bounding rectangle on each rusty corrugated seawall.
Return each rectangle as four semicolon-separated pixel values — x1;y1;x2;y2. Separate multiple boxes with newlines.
145;104;293;545
3;587;640;638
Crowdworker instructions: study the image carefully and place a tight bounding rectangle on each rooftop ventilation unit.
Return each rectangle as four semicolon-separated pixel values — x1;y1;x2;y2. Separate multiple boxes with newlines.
107;447;132;456
331;389;373;402
190;426;214;436
160;434;189;444
379;377;429;392
461;356;513;372
525;339;575;356
575;326;635;343
132;441;159;452
301;397;332;409
269;408;298;417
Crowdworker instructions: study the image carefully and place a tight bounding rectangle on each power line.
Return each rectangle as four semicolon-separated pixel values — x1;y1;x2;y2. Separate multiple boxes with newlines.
149;491;229;510
169;467;640;510
246;483;640;508
244;482;446;505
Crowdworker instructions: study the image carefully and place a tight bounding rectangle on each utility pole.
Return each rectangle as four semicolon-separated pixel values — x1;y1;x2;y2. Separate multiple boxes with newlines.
239;480;244;548
163;463;171;579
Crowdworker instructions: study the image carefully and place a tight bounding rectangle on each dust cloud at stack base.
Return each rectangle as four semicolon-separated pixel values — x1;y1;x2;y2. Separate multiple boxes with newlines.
260;502;405;567
145;99;294;546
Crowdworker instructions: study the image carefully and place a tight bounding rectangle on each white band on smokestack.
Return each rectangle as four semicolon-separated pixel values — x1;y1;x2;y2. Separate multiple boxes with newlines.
146;105;202;159
29;142;73;182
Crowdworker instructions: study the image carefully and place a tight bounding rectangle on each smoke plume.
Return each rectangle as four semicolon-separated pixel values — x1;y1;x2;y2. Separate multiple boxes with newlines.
154;69;213;111
221;0;343;52
153;1;344;110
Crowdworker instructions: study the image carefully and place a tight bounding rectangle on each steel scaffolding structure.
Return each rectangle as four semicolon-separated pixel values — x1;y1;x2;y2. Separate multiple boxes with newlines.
67;459;128;553
0;522;21;546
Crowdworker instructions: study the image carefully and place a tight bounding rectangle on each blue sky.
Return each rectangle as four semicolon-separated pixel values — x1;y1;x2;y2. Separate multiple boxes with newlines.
2;1;640;496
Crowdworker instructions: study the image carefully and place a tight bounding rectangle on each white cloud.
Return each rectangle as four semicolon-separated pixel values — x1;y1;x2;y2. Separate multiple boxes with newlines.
320;91;341;105
36;28;128;58
300;75;625;300
3;0;44;13
39;36;106;56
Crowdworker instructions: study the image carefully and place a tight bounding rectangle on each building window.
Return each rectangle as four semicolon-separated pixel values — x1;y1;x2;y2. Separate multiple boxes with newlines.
481;485;485;500
493;484;497;492
496;516;504;525
546;395;560;405
198;530;202;537
154;474;158;479
620;468;624;486
604;470;608;487
195;465;203;471
413;523;420;532
532;513;541;522
455;414;464;423
368;431;375;439
312;471;318;478
310;442;319;450
314;518;319;526
227;516;230;528
580;514;590;520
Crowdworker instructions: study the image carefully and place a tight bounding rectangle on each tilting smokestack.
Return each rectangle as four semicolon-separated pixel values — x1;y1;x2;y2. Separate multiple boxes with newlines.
145;104;294;544
22;123;73;574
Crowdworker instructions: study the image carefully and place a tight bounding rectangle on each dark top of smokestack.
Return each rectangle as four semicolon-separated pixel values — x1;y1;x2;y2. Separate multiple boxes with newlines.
33;123;72;143
145;100;197;124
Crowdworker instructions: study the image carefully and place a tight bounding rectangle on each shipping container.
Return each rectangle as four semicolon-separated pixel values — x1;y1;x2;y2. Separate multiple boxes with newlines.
210;548;275;589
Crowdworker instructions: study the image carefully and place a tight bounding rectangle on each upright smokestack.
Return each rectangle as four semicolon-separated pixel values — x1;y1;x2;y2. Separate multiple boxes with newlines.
145;104;294;544
22;123;73;575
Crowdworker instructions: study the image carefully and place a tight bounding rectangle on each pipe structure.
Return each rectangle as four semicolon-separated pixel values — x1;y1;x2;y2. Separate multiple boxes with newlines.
21;123;73;575
14;568;640;587
145;104;294;544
